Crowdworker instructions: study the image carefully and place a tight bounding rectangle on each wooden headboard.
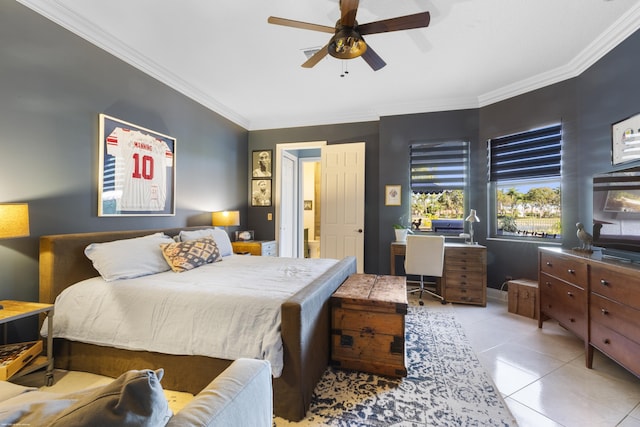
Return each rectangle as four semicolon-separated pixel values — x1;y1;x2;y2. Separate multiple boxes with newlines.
39;226;211;304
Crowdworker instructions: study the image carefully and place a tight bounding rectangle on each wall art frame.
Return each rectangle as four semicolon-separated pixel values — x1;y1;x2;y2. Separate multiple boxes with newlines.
251;179;272;207
612;112;640;165
385;185;401;206
98;114;176;216
252;149;272;178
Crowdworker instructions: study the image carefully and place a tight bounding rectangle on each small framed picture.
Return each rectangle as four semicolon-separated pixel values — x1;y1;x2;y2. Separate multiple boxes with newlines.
385;185;401;206
304;200;313;210
235;230;254;241
612;113;640;165
252;150;272;178
251;179;272;207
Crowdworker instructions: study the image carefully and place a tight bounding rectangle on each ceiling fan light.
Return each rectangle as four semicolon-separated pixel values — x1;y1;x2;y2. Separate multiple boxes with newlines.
328;29;367;59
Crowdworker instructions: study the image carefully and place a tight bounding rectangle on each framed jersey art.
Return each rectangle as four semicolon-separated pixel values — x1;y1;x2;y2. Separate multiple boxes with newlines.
98;114;176;216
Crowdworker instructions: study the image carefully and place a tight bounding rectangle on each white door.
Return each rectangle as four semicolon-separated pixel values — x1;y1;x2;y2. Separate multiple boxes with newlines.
321;142;365;272
279;152;297;257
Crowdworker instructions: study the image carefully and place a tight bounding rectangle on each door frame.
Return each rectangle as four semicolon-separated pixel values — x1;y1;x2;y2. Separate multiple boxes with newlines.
275;141;326;257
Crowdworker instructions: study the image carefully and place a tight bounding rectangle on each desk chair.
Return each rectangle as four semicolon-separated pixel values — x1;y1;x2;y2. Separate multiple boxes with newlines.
404;234;446;305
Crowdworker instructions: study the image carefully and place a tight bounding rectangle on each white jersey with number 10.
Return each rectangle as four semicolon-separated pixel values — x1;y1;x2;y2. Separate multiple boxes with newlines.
106;127;173;211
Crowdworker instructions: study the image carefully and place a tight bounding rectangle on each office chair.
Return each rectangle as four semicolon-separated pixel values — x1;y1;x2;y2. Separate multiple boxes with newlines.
404;234;446;305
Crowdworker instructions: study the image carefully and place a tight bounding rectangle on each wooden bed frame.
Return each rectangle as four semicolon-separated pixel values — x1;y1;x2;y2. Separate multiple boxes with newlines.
39;226;356;421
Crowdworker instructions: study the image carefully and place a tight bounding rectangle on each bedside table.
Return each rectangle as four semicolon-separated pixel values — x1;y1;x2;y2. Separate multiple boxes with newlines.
231;240;277;256
0;300;54;385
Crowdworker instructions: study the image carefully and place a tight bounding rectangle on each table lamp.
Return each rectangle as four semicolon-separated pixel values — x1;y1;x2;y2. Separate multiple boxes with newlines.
0;203;30;310
212;210;240;236
465;209;480;245
0;203;30;240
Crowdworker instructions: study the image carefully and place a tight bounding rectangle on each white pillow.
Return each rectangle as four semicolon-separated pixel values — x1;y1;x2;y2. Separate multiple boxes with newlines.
178;228;233;257
85;233;175;281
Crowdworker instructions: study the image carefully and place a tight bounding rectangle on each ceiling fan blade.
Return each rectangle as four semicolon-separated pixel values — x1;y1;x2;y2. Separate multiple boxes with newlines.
359;11;430;35
302;44;329;68
361;43;386;71
340;0;359;27
268;16;335;34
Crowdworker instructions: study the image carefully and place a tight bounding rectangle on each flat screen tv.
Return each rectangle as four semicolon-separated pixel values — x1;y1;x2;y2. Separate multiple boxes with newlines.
593;167;640;259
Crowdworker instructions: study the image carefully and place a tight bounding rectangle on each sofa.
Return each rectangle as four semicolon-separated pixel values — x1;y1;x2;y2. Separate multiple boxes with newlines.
0;358;272;426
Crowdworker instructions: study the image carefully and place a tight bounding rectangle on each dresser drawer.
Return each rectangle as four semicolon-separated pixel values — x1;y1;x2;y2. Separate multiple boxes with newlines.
540;273;587;338
444;271;484;288
590;264;640;310
261;241;277;257
540;252;588;285
590;293;640;344
445;287;484;305
590;322;640;376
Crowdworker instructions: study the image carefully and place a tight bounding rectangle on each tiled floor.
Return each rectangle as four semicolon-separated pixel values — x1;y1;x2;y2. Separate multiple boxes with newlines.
427;292;640;427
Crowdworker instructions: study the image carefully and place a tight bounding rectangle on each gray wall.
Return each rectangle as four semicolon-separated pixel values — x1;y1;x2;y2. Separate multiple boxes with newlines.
0;1;248;331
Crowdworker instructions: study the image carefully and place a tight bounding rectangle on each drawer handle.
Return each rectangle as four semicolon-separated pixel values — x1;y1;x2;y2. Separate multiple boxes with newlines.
567;269;575;274
600;279;609;286
569;318;575;323
567;291;574;297
546;261;552;266
601;308;609;315
603;339;610;345
461;289;467;293
546;282;552;287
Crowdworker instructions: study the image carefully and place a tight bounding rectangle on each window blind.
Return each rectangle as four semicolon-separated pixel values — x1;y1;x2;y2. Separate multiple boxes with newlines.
488;124;562;182
410;141;468;193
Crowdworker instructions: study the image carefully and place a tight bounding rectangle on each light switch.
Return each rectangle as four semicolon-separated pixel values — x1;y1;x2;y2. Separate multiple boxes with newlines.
267;213;273;221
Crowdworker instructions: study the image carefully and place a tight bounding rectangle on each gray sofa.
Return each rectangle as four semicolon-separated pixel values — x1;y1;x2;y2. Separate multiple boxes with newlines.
0;358;272;426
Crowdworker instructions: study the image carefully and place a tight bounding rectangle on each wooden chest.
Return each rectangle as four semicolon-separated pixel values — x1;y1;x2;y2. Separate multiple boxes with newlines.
330;274;408;377
507;279;539;319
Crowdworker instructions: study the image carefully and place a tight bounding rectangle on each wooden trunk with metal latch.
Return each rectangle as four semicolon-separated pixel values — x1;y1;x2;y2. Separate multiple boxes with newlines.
330;274;408;377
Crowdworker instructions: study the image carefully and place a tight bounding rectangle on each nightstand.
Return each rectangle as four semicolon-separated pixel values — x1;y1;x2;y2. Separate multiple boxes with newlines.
231;240;277;256
0;300;54;385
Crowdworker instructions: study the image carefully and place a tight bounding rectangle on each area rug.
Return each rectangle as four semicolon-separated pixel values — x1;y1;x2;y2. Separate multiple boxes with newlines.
274;303;517;426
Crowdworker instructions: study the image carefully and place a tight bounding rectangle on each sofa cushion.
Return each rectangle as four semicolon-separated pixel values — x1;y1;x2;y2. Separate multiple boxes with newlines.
0;369;171;427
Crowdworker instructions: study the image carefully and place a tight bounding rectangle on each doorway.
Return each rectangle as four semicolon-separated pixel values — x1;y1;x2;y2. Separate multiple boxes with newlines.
275;141;366;272
275;141;326;258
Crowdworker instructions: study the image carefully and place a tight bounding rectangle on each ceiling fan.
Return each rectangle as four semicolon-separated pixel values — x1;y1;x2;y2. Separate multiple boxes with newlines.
268;0;430;71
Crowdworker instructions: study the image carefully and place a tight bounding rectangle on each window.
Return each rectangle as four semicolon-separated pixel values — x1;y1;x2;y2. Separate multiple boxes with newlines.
488;124;562;239
410;141;469;232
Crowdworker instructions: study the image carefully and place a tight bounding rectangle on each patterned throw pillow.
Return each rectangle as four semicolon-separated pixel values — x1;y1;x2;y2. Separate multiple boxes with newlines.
160;237;221;272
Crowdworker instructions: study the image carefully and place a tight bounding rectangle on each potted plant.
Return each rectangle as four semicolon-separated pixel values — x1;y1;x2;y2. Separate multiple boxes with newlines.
393;216;412;242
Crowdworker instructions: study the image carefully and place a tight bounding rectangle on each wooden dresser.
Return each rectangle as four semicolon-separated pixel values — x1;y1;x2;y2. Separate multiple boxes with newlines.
442;244;487;306
538;247;640;376
231;240;276;256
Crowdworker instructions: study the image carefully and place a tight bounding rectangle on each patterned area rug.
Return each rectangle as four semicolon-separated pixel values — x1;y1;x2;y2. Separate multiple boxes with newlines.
274;302;517;426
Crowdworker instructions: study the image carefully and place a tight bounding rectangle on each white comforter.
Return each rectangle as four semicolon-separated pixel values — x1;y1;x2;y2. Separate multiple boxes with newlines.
42;255;338;377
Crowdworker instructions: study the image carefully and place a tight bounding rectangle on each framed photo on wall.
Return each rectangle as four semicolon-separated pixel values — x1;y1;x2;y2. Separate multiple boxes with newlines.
251;179;272;207
385;185;401;206
612;113;640;165
252;150;272;178
98;114;176;216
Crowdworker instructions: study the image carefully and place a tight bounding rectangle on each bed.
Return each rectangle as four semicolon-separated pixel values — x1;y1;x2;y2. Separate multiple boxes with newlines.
39;226;356;421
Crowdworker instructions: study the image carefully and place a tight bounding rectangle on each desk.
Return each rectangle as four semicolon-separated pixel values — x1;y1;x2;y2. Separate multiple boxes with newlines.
391;242;487;306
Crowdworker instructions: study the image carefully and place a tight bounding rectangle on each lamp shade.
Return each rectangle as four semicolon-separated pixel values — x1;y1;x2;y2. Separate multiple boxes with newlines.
212;210;240;227
465;209;480;223
0;203;30;239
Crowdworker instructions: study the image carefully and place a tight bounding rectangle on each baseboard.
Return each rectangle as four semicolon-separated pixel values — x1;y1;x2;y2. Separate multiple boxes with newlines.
487;287;508;304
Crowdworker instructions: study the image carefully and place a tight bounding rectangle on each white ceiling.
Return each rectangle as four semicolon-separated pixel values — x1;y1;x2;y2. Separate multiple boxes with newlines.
17;0;640;131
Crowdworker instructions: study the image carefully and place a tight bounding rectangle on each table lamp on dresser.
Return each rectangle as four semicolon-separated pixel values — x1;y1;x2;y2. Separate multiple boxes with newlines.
465;209;480;245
